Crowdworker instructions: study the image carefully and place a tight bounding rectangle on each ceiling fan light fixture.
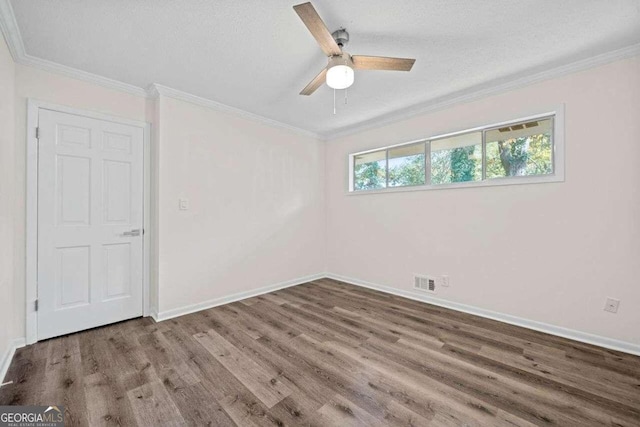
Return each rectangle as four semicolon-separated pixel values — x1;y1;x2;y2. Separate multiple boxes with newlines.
326;55;354;89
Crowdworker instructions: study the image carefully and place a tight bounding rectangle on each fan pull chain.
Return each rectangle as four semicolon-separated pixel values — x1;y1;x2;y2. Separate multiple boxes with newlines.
345;88;348;105
333;89;336;115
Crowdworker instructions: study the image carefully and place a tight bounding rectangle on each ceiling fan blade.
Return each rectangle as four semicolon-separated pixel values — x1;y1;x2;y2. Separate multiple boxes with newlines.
352;55;416;71
293;2;341;57
300;68;328;96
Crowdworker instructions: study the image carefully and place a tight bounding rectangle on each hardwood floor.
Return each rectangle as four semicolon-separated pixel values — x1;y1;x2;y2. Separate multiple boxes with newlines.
2;278;640;426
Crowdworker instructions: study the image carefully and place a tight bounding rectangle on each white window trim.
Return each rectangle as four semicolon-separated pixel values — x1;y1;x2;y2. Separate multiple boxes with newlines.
347;105;565;195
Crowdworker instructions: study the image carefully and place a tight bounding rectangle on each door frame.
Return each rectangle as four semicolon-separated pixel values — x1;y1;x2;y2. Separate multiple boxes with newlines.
25;99;152;344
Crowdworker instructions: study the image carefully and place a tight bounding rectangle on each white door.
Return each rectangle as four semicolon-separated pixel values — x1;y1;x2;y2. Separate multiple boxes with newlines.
37;109;144;340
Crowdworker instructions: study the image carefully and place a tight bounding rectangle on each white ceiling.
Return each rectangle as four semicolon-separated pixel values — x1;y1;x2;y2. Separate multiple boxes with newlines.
8;0;640;136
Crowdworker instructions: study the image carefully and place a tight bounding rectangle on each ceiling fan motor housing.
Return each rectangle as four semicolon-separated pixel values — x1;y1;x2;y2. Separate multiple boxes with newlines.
332;29;349;48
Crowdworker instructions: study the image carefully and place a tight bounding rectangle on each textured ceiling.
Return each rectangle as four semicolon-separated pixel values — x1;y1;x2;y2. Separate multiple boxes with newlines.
9;0;640;136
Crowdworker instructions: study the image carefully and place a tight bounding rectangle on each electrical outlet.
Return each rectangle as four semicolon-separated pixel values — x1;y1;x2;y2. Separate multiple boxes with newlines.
179;198;189;210
441;275;450;287
604;297;620;313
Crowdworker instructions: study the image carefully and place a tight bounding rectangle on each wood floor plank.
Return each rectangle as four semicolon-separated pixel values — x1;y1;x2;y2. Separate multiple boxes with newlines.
315;393;385;427
0;356;47;405
478;345;640;411
208;304;434;427
522;346;640;394
204;307;333;404
194;328;293;408
162;322;273;426
256;300;358;344
138;330;200;389
83;372;138;426
127;380;186;426
79;328;114;377
40;340;89;426
254;332;417;424
284;292;402;343
308;281;526;353
2;279;639;426
168;381;236;426
441;344;640;425
277;302;372;343
219;303;301;342
312;335;527;426
317;279;633;362
104;330;156;392
360;337;627;426
255;293;290;306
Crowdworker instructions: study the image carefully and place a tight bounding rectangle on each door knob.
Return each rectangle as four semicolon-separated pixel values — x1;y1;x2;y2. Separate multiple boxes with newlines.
122;229;141;237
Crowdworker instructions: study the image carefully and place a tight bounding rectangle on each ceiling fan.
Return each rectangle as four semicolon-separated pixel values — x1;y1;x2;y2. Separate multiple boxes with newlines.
293;2;416;96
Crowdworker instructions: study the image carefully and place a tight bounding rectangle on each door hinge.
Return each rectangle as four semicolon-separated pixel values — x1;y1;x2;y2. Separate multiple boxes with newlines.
34;299;38;311
35;127;40;139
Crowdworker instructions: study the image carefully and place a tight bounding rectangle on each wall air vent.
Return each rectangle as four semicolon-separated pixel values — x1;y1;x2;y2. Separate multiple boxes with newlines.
414;275;436;293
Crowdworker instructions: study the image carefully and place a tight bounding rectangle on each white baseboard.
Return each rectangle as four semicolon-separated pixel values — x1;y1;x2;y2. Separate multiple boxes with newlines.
1;337;26;384
324;273;640;357
152;273;326;322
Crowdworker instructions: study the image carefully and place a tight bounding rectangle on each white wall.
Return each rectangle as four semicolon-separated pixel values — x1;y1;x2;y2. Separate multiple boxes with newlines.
0;33;16;367
154;95;325;314
325;56;640;345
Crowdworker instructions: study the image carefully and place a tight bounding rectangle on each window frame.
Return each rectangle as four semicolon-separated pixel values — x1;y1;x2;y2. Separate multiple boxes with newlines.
347;107;564;194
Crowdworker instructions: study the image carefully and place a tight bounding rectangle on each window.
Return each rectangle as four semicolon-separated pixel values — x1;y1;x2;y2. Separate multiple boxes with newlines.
349;113;560;192
388;142;426;187
353;150;387;191
485;118;553;179
430;132;482;185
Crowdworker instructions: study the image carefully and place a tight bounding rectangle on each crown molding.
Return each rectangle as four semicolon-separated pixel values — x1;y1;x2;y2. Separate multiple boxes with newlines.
0;0;21;59
149;83;322;139
146;83;160;98
2;0;638;142
324;43;640;140
19;54;150;97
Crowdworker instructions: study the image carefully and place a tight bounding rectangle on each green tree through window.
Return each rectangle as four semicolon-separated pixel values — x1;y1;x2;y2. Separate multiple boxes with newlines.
354;160;385;190
486;133;552;178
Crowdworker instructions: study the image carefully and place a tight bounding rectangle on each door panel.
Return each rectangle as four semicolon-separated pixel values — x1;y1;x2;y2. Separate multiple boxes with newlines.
103;131;132;153
57;123;91;148
37;109;144;340
103;243;131;300
55;245;91;308
56;155;91;226
103;160;131;224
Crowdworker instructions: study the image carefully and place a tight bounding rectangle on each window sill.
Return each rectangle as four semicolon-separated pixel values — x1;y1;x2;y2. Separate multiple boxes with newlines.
346;173;564;196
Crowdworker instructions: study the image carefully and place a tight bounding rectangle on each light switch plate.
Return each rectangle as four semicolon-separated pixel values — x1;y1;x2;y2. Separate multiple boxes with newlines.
179;198;189;210
604;297;620;313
